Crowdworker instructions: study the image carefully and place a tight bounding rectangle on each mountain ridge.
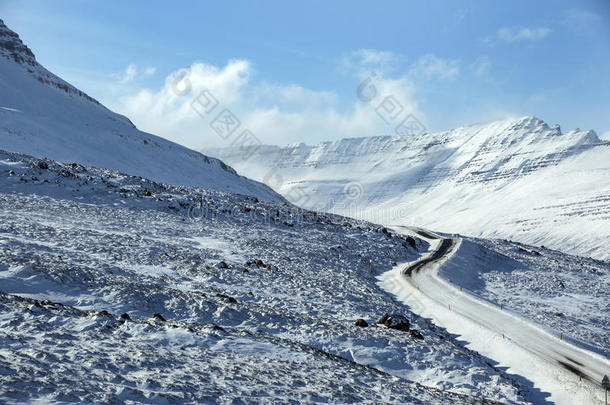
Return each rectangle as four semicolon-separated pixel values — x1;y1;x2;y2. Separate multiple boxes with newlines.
204;115;610;260
0;19;283;203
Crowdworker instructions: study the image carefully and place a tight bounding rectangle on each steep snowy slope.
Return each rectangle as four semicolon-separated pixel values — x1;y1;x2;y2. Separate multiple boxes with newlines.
0;19;281;202
205;116;610;259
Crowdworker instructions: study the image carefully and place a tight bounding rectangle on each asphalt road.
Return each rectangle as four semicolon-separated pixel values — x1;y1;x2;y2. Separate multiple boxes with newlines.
393;226;609;390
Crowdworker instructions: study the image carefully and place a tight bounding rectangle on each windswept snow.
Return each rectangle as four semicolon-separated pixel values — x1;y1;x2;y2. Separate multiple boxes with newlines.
206;116;610;260
439;237;610;354
1;16;607;405
379;227;610;405
0;150;530;404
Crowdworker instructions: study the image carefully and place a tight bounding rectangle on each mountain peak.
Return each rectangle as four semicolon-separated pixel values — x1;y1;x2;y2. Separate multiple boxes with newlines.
0;19;36;66
0;20;283;202
507;115;549;131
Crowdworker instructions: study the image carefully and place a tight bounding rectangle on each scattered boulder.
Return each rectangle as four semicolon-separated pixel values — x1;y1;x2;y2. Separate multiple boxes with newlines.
36;161;48;170
215;261;229;269
354;318;369;327
405;236;417;250
97;310;112;317
553;312;564;317
215;293;237;303
151;313;166;322
379;227;392;238
245;259;267;268
377;313;410;331
410;329;424;339
120;313;131;320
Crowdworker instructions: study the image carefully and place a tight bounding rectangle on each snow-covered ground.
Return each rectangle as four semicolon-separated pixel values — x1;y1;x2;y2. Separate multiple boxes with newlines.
205;116;610;260
441;237;610;354
0;150;533;404
1;16;607;405
379;227;610;405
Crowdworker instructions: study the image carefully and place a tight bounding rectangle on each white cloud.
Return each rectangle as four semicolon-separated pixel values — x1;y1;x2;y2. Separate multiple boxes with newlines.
110;58;423;149
119;64;157;84
143;66;157;76
120;63;137;83
497;26;551;42
470;56;491;78
341;49;399;73
410;54;460;80
253;83;338;111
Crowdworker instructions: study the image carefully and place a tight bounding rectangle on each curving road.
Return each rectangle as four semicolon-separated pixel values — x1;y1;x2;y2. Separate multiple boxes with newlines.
380;226;610;405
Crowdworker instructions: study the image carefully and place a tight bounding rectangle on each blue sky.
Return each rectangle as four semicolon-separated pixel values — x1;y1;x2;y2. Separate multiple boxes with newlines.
2;0;609;148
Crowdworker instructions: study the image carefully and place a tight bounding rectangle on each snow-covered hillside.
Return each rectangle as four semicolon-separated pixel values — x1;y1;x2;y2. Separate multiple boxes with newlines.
380;227;609;405
0;19;281;202
440;236;610;354
205;116;610;259
0;149;533;404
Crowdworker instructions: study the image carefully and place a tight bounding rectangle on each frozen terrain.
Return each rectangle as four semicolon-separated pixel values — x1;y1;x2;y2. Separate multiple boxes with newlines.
441;236;610;354
0;149;531;404
379;227;610;405
206;117;610;260
0;16;607;405
0;19;280;202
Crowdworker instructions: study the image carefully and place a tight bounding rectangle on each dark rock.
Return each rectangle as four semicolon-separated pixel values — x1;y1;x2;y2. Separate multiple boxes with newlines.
97;310;112;317
354;318;369;327
212;324;225;332
405;236;417;250
151;313;166;322
215;293;237;303
410;329;424;339
36;161;48;170
553;312;564;317
377;313;390;325
120;313;131;320
377;313;410;331
215;261;229;269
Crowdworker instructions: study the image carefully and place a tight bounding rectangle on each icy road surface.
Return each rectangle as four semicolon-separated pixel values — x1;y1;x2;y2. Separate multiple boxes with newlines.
379;226;610;405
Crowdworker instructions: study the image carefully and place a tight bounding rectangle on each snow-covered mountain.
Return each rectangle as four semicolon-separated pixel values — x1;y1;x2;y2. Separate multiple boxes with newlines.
205;116;610;260
0;19;281;202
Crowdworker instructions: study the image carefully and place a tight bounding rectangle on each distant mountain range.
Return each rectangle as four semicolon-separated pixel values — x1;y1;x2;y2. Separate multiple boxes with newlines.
205;116;610;260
